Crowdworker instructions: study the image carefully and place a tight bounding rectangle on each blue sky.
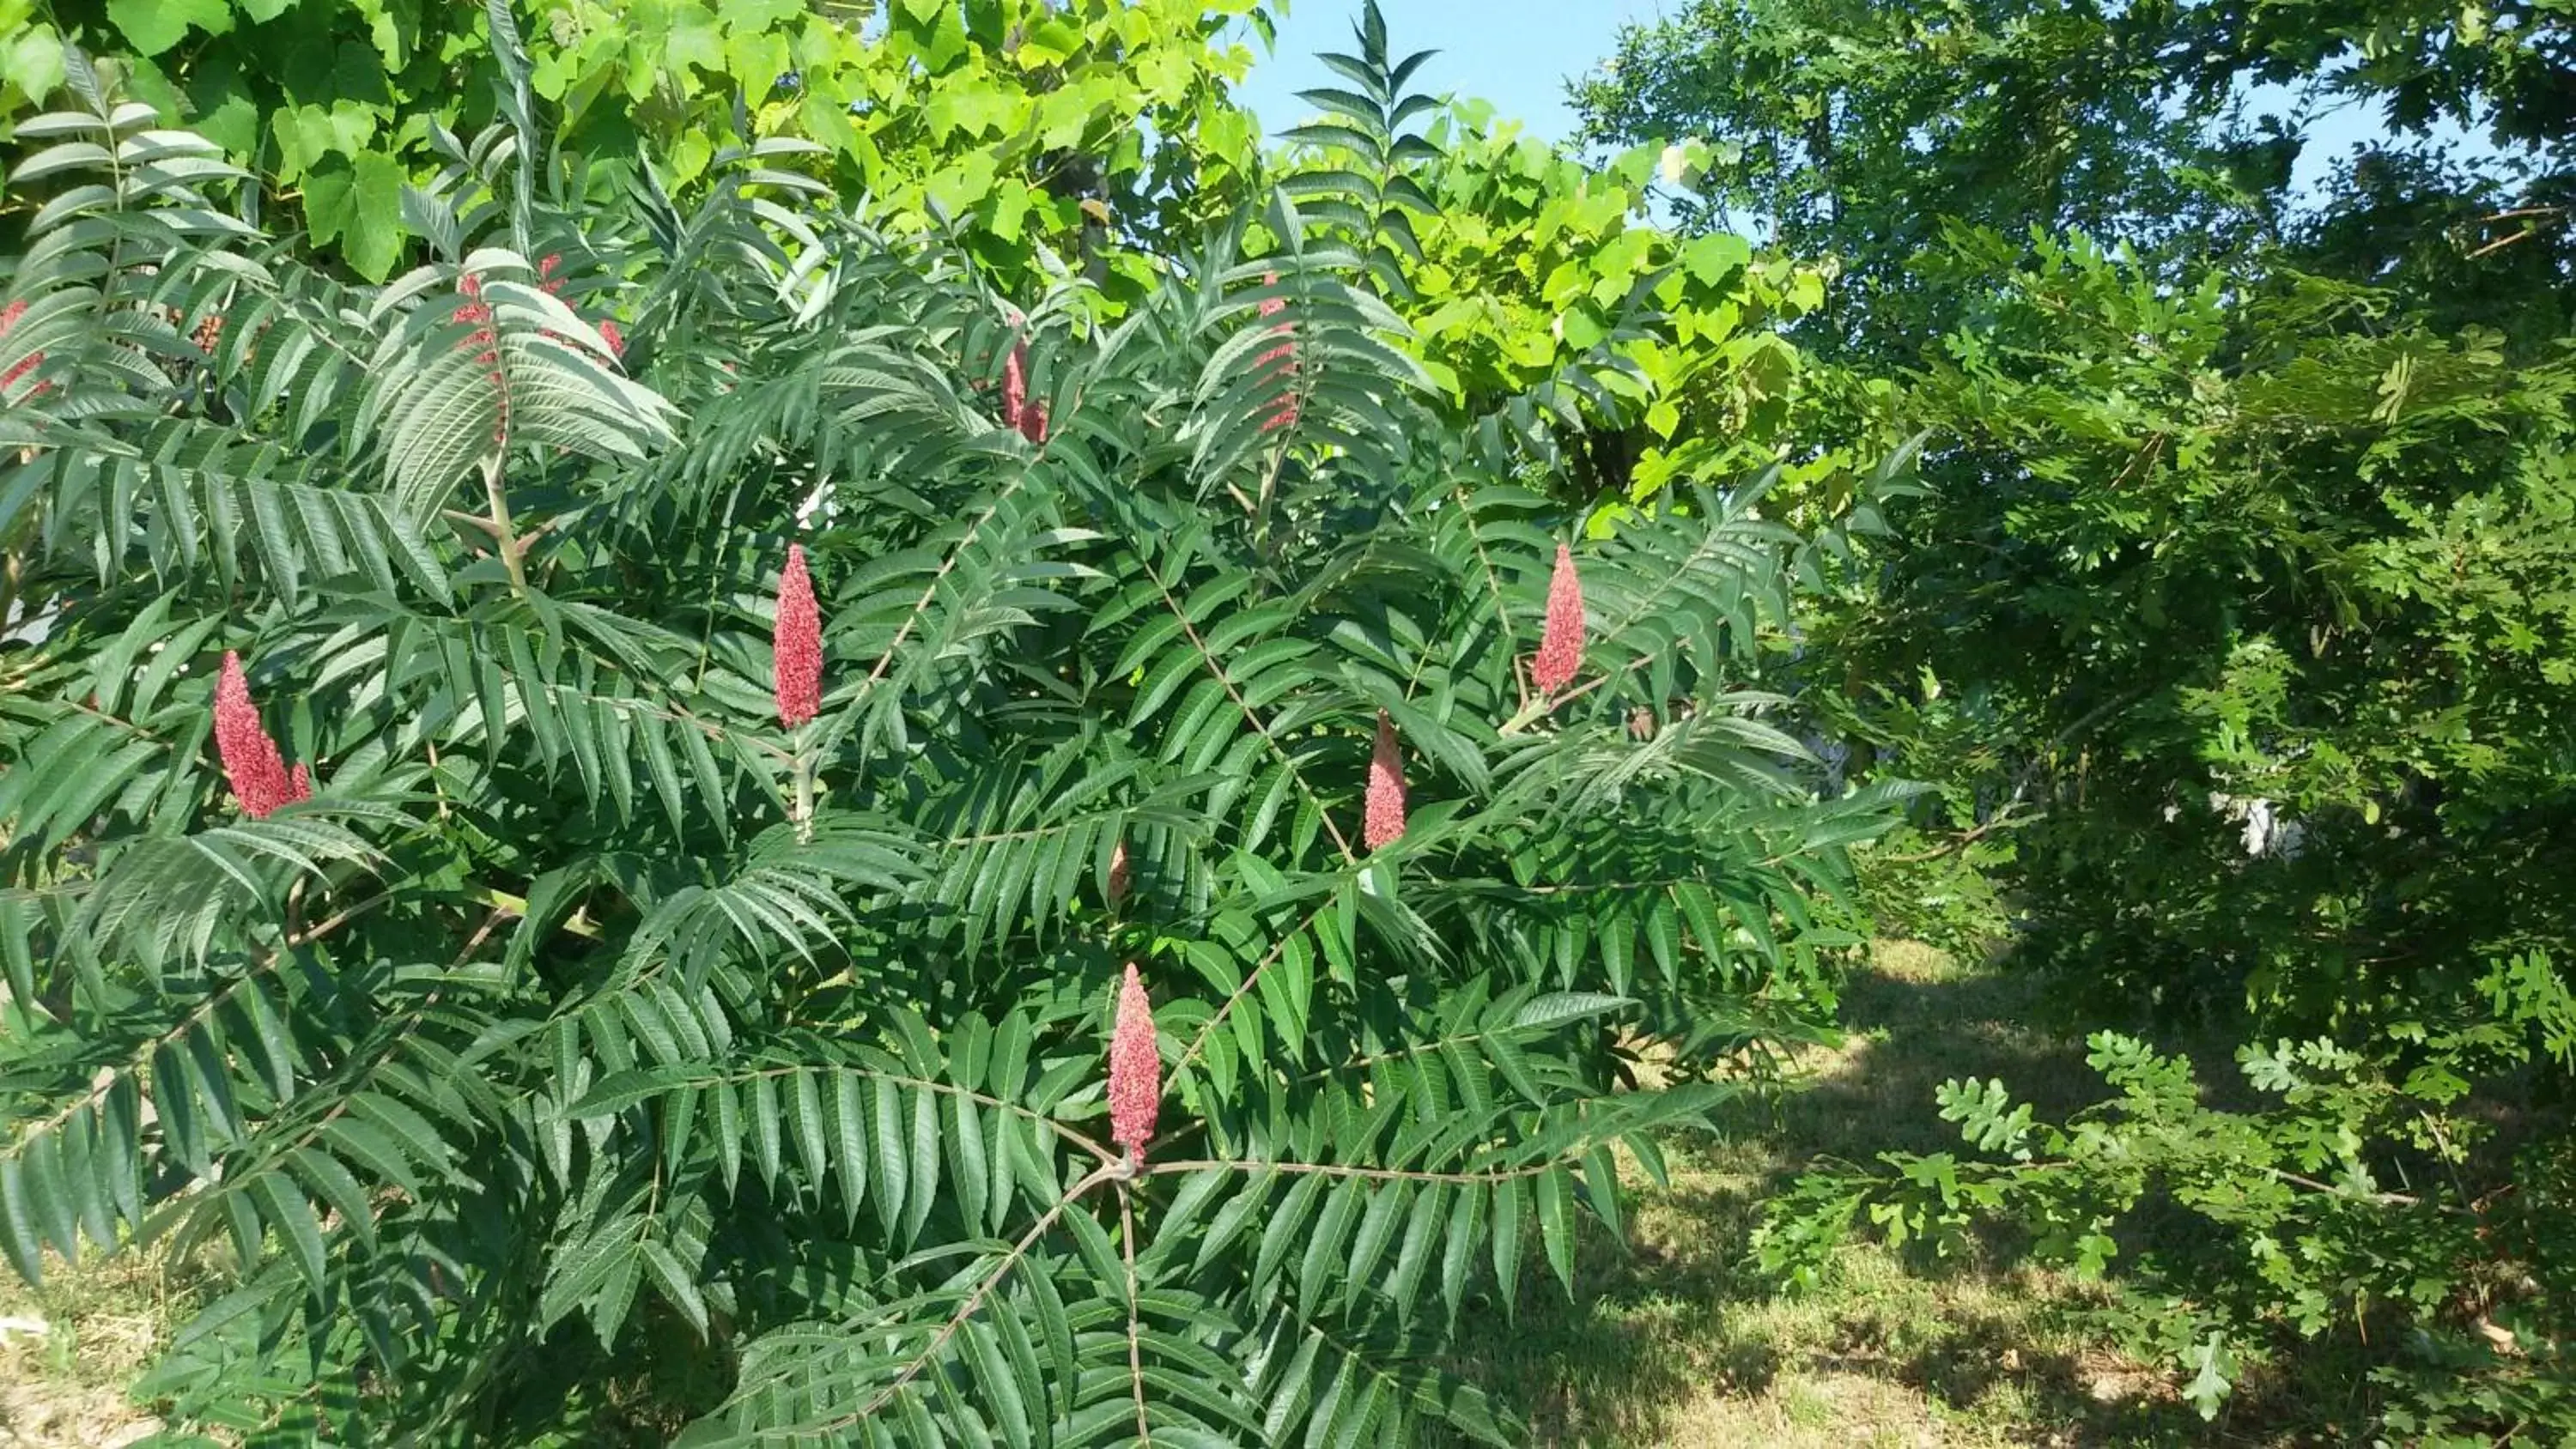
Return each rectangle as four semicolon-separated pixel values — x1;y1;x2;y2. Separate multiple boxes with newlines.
1229;0;1671;146
1222;1;2476;202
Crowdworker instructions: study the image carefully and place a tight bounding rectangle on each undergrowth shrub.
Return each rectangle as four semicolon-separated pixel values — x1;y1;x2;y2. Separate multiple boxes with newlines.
1757;963;2576;1443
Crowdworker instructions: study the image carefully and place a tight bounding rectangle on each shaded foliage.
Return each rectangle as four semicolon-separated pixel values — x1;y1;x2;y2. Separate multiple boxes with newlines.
1585;0;2576;1437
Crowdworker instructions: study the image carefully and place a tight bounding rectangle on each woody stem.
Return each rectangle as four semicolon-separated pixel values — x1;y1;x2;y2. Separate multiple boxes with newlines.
792;738;814;843
482;451;527;592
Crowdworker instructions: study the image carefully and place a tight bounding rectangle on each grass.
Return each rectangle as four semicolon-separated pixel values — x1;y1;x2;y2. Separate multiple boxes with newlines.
1448;940;2239;1446
0;1240;207;1448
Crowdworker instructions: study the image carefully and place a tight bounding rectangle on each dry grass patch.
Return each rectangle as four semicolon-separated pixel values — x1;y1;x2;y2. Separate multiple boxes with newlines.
0;1241;209;1448
1448;943;2229;1446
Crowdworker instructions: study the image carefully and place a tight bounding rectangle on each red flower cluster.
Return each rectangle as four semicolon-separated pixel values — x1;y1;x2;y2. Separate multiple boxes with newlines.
1107;837;1132;910
1530;542;1586;695
1255;271;1300;435
453;276;512;447
213;652;311;819
774;544;823;729
1002;338;1048;443
457;263;627;437
535;255;628;360
1364;708;1407;850
2;298;50;397
1108;962;1161;1159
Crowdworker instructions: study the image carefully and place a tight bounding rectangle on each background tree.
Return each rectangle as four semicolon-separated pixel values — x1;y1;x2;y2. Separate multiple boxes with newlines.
1585;0;2576;1434
1;0;1851;529
1571;0;2293;360
1;0;1272;291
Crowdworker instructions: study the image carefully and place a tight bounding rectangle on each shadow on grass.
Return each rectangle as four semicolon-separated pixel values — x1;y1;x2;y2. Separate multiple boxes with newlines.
1443;945;2245;1448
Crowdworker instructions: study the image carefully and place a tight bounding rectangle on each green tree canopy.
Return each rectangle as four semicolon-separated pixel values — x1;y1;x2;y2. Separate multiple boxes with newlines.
1585;0;2576;1436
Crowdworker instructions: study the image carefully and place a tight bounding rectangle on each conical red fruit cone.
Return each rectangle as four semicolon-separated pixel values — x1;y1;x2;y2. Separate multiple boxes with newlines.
775;544;823;728
1108;963;1161;1158
213;652;310;819
1004;340;1030;432
1530;542;1586;695
1364;709;1406;850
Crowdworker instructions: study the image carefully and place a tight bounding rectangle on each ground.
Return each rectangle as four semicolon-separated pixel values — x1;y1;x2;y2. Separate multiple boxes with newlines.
1449;941;2255;1447
3;942;2281;1446
0;1243;184;1448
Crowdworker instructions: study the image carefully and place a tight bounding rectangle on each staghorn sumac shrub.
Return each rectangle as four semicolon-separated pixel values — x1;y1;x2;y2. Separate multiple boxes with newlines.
0;39;1913;1446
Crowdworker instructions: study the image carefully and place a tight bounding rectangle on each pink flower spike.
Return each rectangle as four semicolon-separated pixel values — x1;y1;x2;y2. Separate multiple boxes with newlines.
774;544;823;729
1108;963;1161;1159
598;318;624;358
1253;272;1299;427
213;652;309;819
1364;709;1407;850
1003;339;1030;434
1530;543;1586;695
